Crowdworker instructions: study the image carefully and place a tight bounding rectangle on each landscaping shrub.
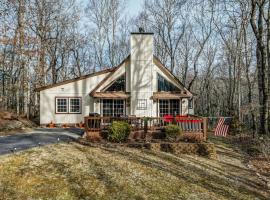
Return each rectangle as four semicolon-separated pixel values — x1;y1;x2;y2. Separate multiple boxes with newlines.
107;121;131;142
182;132;204;143
164;124;182;141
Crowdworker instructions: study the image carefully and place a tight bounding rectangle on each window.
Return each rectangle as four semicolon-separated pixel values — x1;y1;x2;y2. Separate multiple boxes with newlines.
137;99;147;110
56;98;68;113
159;99;180;117
102;99;125;117
188;99;193;109
157;73;181;92
55;97;81;114
170;99;180;115
69;98;81;113
105;75;125;91
159;100;169;117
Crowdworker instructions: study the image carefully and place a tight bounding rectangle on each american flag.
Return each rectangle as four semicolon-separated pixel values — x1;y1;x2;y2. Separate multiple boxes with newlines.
214;117;232;137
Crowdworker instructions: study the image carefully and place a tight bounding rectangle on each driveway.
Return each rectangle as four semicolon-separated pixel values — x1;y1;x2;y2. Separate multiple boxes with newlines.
0;128;84;155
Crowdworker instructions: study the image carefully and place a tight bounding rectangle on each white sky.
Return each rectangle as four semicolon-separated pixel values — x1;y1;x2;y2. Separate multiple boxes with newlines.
125;0;144;17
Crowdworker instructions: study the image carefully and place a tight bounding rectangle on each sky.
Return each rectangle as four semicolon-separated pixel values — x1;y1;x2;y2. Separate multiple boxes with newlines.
80;0;144;30
126;0;144;17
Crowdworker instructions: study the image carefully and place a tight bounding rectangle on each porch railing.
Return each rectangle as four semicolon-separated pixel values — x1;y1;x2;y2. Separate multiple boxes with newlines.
84;116;207;140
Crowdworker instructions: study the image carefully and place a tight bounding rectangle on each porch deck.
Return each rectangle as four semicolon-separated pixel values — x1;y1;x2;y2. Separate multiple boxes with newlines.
84;116;208;141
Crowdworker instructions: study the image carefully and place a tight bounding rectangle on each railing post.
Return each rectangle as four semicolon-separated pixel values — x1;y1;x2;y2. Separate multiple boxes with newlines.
203;117;207;141
144;117;148;134
84;117;88;132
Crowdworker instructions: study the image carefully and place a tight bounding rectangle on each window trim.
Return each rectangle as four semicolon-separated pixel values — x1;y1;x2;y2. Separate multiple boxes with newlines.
101;99;126;117
55;97;82;114
158;99;180;117
103;73;126;92
137;99;147;110
55;97;68;114
69;98;82;114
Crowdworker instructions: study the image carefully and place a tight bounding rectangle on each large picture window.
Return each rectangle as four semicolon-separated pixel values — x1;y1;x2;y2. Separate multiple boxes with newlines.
55;97;81;114
159;99;180;117
102;99;125;117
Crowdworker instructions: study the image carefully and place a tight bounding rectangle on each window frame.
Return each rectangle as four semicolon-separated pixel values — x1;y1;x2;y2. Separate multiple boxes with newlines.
158;99;180;117
137;99;147;110
101;99;125;117
104;74;126;92
55;97;68;114
69;98;82;114
157;73;181;92
188;98;193;109
55;97;82;114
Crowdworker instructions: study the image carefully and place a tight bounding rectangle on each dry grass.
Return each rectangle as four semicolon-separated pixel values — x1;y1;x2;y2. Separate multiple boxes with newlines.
0;140;269;200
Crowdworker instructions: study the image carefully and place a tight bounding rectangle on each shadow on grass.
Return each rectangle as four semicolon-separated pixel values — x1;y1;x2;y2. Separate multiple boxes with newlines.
100;146;269;200
46;145;145;200
178;154;265;191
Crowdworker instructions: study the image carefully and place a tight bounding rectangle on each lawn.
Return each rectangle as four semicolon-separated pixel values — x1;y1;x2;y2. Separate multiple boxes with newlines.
0;137;269;200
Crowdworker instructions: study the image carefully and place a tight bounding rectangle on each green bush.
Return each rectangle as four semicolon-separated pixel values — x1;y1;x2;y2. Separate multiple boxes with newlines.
107;121;131;142
165;124;182;140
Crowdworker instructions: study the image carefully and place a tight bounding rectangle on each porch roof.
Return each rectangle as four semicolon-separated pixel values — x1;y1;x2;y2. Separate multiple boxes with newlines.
91;92;130;99
152;92;192;100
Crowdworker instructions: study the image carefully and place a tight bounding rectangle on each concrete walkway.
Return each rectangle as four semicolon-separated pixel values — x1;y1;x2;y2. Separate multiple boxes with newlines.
0;128;84;155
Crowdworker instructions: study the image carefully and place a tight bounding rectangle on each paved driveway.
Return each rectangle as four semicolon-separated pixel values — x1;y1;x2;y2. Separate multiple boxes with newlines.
0;128;84;155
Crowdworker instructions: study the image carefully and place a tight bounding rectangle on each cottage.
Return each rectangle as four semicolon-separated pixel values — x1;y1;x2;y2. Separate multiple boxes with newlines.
36;32;194;125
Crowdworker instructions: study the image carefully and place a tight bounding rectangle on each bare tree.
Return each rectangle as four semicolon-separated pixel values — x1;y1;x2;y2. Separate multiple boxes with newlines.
145;0;187;72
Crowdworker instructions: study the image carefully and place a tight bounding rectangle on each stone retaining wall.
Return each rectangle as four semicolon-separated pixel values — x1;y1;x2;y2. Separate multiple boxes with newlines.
78;139;217;159
128;142;217;159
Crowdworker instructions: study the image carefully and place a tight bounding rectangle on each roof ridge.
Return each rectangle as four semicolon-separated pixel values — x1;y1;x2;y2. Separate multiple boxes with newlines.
35;55;130;92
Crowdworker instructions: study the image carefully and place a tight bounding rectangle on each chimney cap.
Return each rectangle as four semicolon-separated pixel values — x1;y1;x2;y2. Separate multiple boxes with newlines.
131;27;154;35
131;32;154;35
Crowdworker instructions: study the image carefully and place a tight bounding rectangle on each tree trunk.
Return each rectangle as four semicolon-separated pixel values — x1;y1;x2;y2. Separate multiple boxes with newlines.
250;0;268;134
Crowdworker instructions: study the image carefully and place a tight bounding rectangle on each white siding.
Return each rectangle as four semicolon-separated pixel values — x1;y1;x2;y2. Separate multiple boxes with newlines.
40;72;109;124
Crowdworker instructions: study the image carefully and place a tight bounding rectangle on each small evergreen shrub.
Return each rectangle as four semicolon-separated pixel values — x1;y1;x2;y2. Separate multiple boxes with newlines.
165;124;182;140
107;121;131;142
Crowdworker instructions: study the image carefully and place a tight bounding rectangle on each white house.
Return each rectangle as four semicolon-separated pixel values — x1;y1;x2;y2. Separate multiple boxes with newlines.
36;32;194;125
